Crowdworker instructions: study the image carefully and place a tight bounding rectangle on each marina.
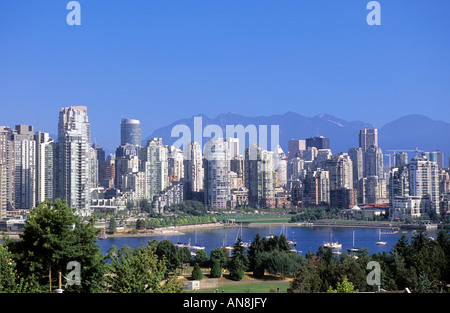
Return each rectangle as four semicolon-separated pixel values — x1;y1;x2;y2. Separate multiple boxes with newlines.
96;225;433;257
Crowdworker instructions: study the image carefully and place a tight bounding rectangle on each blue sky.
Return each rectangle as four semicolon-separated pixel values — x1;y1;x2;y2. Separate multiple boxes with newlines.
1;1;449;151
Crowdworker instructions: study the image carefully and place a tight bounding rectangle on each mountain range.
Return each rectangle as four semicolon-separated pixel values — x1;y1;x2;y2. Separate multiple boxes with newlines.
144;112;450;166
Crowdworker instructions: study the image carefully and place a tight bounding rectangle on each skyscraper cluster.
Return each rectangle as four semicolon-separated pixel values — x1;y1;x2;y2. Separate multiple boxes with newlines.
0;108;448;223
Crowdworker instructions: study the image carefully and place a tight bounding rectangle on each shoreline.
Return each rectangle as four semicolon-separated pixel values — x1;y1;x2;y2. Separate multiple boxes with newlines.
3;220;443;241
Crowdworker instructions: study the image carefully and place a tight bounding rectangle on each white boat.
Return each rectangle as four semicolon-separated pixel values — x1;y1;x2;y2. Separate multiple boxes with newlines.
323;233;342;250
376;229;387;245
347;231;359;253
323;242;342;250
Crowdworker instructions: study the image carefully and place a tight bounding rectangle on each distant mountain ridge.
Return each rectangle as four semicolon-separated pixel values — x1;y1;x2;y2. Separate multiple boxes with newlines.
144;112;450;165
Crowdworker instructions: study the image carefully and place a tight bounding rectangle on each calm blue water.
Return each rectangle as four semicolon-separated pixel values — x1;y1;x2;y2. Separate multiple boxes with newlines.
97;226;437;256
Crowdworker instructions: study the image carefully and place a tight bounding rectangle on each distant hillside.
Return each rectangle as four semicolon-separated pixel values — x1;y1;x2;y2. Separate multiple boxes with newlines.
144;112;450;166
144;112;372;154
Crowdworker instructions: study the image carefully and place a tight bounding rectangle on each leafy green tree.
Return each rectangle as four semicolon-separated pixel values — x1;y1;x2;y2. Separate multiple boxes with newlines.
178;247;193;264
327;276;358;293
210;247;227;268
6;199;106;293
0;244;33;293
288;260;323;293
191;263;203;280
194;249;208;267
155;240;180;274
105;244;182;293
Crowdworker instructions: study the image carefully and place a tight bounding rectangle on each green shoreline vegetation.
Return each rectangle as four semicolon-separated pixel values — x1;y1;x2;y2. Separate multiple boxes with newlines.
2;200;450;293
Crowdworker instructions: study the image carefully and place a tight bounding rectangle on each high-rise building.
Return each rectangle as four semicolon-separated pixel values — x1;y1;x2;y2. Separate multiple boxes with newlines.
55;106;91;215
35;131;54;205
183;142;204;193
121;118;141;147
0;126;14;216
168;145;184;182
306;136;330;150
302;168;330;206
408;156;440;216
358;128;378;152
288;139;306;160
364;146;384;178
139;138;169;205
245;144;276;208
348;147;363;188
203;138;231;208
11;125;36;209
394;152;408;168
325;153;353;191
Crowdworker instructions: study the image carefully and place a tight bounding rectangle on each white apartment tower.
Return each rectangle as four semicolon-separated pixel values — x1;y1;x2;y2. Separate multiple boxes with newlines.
204;138;231;208
409;156;440;216
55;106;91;215
35;131;54;205
139;138;169;203
183;141;204;193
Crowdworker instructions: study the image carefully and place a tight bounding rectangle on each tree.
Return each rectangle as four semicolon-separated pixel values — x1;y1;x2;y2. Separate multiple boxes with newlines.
210;247;227;268
155;240;180;274
105;244;182;293
229;257;245;281
231;236;249;271
192;263;203;280
327;276;358;293
6;199;106;293
0;244;32;293
108;216;117;234
194;249;208;267
210;259;222;278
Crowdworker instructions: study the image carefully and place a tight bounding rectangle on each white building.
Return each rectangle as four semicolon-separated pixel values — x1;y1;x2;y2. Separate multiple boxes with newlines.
390;196;423;220
55;106;91;215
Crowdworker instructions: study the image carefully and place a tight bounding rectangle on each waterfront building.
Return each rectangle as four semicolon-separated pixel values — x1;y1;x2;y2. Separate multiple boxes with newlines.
325;153;353;191
364;146;384;178
139;137;169;203
168;145;184;183
348;147;363;193
35;131;54;204
183;141;204;193
203;138;231;208
245;144;276;208
55;106;91;215
408;156;440;216
120;118;141;147
302;168;330;206
11;125;36;210
390;195;423;220
0;127;14;215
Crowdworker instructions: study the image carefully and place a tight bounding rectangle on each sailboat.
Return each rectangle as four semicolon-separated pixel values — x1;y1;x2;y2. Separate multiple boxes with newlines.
347;231;359;253
376;229;387;245
322;233;342;250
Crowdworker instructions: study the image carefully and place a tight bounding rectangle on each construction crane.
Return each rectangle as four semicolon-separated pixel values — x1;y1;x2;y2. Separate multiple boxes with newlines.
386;147;425;157
385;147;425;168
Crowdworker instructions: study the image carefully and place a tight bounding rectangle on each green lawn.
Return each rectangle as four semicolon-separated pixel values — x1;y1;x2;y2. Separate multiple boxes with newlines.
188;281;290;293
219;213;292;224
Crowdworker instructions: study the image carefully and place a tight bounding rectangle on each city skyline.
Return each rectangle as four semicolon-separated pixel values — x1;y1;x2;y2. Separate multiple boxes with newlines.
1;1;450;152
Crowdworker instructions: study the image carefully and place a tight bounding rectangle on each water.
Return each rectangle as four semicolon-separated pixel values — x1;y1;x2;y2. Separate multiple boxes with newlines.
96;226;435;256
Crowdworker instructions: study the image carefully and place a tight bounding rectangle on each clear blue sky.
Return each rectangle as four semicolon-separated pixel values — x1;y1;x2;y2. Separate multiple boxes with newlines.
1;1;449;151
